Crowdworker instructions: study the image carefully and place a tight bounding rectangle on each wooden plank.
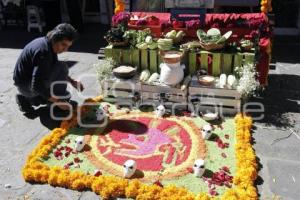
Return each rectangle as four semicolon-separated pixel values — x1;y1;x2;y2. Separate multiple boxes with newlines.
182;51;189;75
188;96;241;108
122;49;131;65
234;53;243;68
104;46;113;58
141;84;186;95
142;92;186;103
212;53;221;76
189;87;241;99
103;97;135;105
131;49;140;69
189;76;241;98
188;104;239;115
140;99;187;110
102;77;141;91
188;52;197;74
158;52;163;68
149;50;158;73
112;48;122;64
223;54;233;74
141;49;149;70
105;90;136;98
200;52;208;71
244;53;255;65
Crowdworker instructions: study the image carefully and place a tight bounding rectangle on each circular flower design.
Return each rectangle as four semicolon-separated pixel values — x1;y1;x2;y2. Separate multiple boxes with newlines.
85;112;206;181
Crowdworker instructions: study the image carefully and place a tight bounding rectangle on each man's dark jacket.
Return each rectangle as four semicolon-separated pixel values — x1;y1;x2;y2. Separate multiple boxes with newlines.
13;37;58;99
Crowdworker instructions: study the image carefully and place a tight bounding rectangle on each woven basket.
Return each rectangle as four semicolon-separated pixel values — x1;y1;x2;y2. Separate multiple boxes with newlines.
199;41;225;51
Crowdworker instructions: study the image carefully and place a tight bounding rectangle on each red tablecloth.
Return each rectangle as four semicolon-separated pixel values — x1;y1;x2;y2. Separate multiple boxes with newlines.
127;12;271;86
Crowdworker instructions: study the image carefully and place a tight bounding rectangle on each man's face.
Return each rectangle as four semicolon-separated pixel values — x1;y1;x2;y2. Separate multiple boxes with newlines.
52;39;73;54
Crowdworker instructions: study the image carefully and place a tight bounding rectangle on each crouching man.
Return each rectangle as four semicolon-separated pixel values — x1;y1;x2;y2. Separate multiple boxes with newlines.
13;23;84;117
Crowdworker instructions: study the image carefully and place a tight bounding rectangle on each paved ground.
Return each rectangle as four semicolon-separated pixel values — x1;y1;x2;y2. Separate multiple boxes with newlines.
0;25;299;200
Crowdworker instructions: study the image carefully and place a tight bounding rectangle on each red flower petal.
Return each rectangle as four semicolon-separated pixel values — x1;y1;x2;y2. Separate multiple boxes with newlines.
74;157;81;163
56;156;62;160
182;111;191;117
154;180;164;187
221;166;230;173
63;164;70;169
65;146;73;152
94;170;102;177
58;146;64;151
218;143;225;149
186;167;193;174
54;150;62;157
209;189;217;196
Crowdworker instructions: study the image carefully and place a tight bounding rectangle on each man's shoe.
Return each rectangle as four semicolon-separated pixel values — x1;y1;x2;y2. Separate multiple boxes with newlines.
23;111;39;120
30;96;48;106
16;94;35;113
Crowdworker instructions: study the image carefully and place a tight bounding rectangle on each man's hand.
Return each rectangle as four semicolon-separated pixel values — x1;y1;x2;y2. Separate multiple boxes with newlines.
56;102;72;111
72;80;84;92
48;96;72;111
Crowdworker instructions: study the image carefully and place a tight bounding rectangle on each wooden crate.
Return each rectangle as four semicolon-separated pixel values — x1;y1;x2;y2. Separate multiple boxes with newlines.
188;50;255;76
101;76;141;104
188;76;241;115
140;82;188;109
104;46;159;74
104;46;255;77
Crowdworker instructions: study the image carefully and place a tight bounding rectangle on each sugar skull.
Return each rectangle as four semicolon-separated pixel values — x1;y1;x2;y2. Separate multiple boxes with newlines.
201;124;213;140
123;159;137;178
219;74;227;88
95;107;107;122
74;136;85;152
155;104;166;118
227;75;236;89
193;159;205;177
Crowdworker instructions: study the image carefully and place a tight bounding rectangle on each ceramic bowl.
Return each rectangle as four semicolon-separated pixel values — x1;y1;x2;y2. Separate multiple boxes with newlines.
198;75;215;85
161;51;183;64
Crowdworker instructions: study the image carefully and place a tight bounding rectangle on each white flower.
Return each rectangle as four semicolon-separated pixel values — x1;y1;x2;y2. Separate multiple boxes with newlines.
235;63;260;98
94;58;114;82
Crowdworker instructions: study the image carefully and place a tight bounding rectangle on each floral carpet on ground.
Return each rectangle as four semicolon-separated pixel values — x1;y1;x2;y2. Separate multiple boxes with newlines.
22;97;258;200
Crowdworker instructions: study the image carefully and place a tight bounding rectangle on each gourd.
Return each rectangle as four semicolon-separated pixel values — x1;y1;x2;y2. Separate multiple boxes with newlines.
147;73;160;84
139;69;151;82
